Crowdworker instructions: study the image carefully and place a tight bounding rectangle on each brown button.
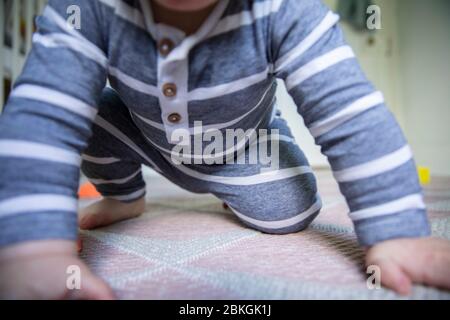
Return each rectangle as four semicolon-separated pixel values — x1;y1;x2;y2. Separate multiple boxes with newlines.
162;83;177;97
167;113;182;123
158;38;174;57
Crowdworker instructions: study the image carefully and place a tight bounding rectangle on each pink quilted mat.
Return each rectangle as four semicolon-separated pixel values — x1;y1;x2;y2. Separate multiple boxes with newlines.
79;171;450;299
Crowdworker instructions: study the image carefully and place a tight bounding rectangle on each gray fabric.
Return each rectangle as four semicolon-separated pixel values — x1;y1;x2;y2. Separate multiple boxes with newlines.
82;88;320;234
0;0;429;247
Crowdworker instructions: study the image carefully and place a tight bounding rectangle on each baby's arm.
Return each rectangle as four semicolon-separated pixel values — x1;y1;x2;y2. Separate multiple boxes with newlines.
0;0;111;298
269;0;449;293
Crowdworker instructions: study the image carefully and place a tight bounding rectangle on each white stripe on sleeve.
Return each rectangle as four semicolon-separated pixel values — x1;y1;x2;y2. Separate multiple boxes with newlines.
349;193;425;221
285;46;355;91
11;84;98;120
333;145;413;183
275;11;339;72
0;194;77;218
309;91;384;138
0;140;81;166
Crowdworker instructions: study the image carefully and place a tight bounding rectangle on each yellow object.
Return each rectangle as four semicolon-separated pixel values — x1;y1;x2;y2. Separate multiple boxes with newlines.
417;166;431;185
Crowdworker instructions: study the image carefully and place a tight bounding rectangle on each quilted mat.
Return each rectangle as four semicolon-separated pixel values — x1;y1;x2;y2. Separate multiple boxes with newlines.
79;170;450;299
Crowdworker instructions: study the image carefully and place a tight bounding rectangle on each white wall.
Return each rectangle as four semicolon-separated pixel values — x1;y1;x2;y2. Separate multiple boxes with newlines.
397;0;450;175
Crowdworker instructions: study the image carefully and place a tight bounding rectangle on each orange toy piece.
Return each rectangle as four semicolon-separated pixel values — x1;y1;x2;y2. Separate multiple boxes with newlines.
78;182;101;199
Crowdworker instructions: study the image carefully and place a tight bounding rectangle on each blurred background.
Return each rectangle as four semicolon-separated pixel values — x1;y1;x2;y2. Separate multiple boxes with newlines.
1;0;449;175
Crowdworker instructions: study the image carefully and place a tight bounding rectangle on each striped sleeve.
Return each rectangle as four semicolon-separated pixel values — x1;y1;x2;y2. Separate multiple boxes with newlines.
0;0;108;246
270;0;430;246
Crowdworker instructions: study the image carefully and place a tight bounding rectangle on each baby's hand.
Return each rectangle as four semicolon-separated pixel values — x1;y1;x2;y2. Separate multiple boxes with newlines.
0;240;114;300
366;237;450;295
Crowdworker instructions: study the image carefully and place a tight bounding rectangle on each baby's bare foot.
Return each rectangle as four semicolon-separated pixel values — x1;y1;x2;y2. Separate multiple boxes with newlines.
79;197;145;230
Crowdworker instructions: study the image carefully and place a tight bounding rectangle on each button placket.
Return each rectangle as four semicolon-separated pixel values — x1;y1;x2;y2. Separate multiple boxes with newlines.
167;113;182;123
158;58;190;143
154;26;191;143
162;83;177;97
158;38;175;57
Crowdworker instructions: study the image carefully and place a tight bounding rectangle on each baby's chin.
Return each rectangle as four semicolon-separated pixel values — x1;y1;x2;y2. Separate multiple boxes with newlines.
153;0;219;12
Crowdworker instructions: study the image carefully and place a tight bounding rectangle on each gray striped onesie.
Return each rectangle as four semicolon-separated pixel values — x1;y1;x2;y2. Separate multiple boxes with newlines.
0;0;430;247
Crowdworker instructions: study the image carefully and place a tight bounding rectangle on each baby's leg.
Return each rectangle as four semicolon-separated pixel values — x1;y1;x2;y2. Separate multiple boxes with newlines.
213;118;321;234
79;88;154;229
165;115;322;234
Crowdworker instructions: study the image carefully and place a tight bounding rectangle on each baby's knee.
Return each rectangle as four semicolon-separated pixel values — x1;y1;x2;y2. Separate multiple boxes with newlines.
254;217;317;235
228;184;322;235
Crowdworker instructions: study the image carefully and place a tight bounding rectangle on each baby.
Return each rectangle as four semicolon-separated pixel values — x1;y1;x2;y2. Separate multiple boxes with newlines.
0;0;449;299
